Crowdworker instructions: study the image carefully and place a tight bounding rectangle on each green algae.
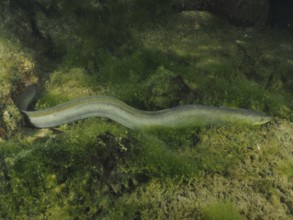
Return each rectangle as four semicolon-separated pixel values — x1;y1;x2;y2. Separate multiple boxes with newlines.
35;67;101;108
0;34;37;137
202;202;244;220
279;160;293;178
1;119;290;219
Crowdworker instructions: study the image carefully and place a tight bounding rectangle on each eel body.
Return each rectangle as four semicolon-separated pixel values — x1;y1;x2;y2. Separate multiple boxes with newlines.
21;95;271;129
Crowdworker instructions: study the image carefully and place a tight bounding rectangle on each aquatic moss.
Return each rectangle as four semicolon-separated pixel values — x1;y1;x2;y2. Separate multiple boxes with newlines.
0;121;129;218
0;34;36;137
35;67;106;108
279;160;293;178
106;178;202;219
142;66;195;110
130;132;199;178
136;11;293;120
202;202;244;220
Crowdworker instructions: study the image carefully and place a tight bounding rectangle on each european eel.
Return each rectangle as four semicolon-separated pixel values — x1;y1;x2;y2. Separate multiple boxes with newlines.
17;86;271;129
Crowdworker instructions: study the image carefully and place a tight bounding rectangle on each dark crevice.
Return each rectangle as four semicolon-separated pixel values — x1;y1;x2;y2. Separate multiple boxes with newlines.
268;0;293;28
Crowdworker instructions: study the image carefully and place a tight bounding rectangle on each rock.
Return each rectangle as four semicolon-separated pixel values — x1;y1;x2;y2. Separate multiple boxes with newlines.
144;66;192;110
173;0;269;26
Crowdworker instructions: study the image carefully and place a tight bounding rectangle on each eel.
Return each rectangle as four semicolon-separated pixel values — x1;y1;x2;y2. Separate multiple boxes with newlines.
16;86;271;129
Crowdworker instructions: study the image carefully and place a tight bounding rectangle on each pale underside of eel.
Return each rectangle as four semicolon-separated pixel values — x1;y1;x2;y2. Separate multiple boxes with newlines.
17;86;271;129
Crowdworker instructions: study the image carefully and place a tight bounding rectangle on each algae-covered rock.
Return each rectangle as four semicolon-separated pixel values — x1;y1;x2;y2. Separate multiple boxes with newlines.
143;66;197;109
2;105;22;136
173;0;269;26
0;37;37;138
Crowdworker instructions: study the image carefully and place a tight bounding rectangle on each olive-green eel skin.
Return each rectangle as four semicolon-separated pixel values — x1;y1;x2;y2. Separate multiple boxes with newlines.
20;94;271;129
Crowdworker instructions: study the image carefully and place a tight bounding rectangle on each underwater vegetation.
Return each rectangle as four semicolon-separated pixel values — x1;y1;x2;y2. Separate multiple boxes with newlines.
0;1;293;219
